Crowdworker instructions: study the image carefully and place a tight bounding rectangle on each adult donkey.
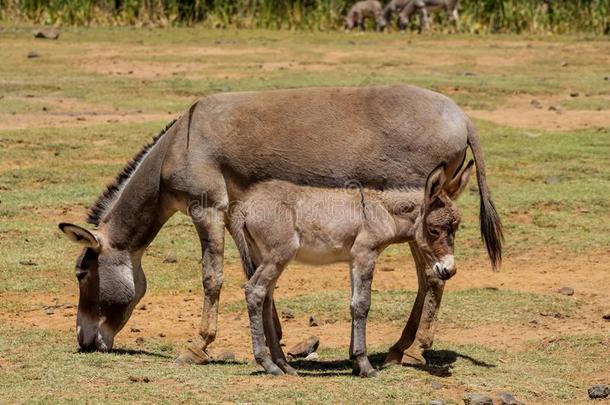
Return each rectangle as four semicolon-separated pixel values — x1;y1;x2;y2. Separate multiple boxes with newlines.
58;85;502;367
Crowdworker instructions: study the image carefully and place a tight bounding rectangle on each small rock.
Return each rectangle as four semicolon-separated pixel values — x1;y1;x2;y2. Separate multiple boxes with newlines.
128;376;150;383
287;336;319;358
163;255;177;264
588;384;610;399
463;392;493;405
530;99;542;109
281;309;295;320
545;176;561;185
429;401;445;405
44;308;55;315
304;352;319;361
308;315;319;327
558;286;574;296
431;381;443;390
217;350;236;361
561;61;569;67
27;51;40;58
569;91;579;97
19;259;37;266
605;76;609;81
34;28;60;40
498;391;524;405
380;266;395;272
548;105;562;114
158;333;166;338
602;312;610;321
135;337;145;345
139;304;147;310
130;328;140;333
325;318;337;325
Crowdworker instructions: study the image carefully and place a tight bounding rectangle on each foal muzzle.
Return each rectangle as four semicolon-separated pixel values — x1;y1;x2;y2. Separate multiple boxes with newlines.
433;255;457;280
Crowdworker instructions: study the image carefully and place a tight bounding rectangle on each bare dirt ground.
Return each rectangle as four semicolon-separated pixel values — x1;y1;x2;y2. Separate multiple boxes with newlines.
2;251;608;362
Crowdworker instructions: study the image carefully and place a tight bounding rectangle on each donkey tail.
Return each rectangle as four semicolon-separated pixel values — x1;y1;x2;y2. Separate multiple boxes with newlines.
466;120;504;270
230;204;256;279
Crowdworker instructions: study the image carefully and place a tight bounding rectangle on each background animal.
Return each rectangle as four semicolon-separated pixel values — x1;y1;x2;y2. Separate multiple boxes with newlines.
345;0;387;31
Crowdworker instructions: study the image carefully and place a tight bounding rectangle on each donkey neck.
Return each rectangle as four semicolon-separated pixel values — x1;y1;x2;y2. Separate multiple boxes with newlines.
100;135;175;251
376;188;424;240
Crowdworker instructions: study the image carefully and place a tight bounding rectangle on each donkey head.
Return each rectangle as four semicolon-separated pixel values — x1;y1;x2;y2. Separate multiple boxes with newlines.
415;160;474;280
58;223;146;352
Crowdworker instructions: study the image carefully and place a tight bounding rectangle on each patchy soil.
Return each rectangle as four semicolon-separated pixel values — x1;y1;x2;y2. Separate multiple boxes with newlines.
467;94;610;131
2;251;608;361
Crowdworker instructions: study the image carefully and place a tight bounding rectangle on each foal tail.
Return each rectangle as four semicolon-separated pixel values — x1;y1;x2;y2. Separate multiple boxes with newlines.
467;120;504;270
230;204;256;279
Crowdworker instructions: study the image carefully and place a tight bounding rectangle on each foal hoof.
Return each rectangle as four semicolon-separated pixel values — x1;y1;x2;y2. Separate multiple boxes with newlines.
175;347;211;365
260;359;285;376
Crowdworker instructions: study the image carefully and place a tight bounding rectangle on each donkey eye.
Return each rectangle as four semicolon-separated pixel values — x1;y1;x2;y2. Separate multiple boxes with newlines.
75;270;87;281
429;228;440;237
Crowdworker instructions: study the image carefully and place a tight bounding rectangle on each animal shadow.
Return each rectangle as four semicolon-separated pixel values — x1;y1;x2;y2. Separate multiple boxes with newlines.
406;349;496;377
280;350;495;378
77;347;173;359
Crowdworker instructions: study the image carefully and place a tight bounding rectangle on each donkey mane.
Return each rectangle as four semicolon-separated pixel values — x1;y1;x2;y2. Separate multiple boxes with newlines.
87;119;177;226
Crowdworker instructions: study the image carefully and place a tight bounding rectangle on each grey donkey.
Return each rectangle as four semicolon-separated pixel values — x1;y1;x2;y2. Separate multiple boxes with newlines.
387;0;459;32
57;85;502;369
345;0;387;31
231;160;475;376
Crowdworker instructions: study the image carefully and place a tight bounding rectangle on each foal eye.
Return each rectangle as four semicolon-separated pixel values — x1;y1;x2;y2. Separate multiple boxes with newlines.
75;270;87;281
428;228;440;237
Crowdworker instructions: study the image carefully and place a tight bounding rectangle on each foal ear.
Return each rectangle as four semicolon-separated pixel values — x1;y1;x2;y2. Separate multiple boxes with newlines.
425;163;447;206
445;160;474;200
58;223;101;250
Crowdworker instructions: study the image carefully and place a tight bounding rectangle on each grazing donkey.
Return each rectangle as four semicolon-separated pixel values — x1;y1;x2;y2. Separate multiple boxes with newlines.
345;0;387;31
232;161;474;376
57;85;502;368
390;0;460;32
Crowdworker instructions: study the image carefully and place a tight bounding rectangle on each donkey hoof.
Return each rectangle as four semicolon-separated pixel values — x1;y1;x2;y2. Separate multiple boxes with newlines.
279;362;299;376
360;367;379;378
402;351;426;366
382;350;403;368
175;348;211;365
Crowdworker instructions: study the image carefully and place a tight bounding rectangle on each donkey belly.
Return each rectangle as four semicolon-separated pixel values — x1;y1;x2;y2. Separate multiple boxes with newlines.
294;240;352;265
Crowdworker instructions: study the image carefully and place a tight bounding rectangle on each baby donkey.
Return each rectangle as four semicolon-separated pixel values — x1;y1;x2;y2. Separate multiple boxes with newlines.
231;160;474;377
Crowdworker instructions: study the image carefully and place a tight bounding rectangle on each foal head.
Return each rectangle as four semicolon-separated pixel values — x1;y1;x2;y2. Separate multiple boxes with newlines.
415;160;474;280
58;224;144;352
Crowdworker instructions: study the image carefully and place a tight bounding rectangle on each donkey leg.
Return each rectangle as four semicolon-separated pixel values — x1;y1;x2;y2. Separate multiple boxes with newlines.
349;248;378;378
384;242;445;367
246;263;284;376
176;208;225;365
264;290;297;375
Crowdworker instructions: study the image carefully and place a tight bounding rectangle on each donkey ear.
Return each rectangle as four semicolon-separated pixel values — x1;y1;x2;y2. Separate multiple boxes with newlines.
445;160;475;200
425;163;447;205
58;223;100;250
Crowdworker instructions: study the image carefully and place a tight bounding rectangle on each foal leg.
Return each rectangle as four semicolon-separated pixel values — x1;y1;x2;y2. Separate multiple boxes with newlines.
384;242;445;367
246;262;285;376
349;248;378;377
264;288;297;375
177;207;225;364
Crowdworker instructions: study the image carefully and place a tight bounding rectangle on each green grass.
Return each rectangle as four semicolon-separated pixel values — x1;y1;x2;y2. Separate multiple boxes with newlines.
0;28;609;404
224;288;580;328
1;323;606;403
